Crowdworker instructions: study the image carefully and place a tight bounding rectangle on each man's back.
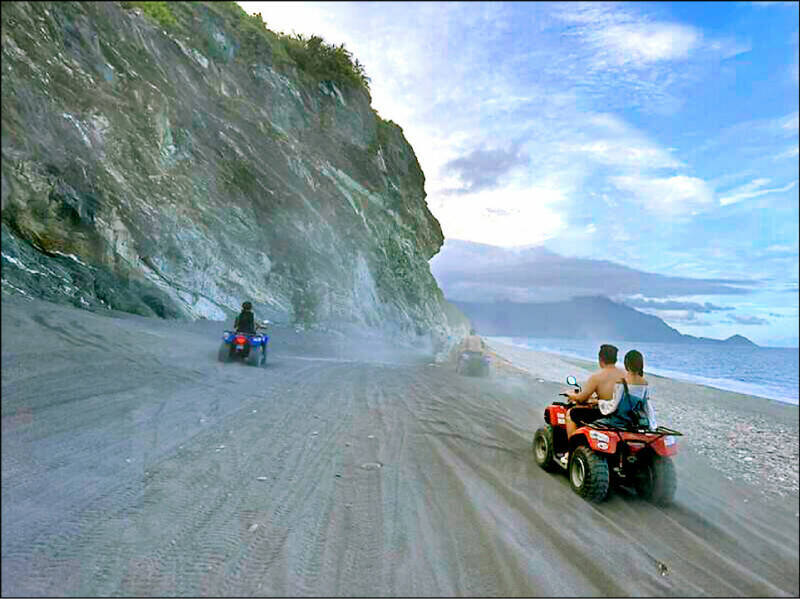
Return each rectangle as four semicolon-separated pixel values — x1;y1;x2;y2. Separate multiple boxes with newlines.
591;366;626;399
235;310;256;334
464;334;482;352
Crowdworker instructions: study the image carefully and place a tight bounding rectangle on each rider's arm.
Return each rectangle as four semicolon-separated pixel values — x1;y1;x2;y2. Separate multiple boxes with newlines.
567;374;599;404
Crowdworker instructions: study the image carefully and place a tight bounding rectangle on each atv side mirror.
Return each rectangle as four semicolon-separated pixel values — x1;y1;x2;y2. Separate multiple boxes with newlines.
566;375;578;387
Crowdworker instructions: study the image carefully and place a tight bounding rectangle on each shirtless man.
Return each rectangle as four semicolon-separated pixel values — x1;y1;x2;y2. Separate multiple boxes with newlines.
463;329;484;353
564;344;626;439
457;329;485;373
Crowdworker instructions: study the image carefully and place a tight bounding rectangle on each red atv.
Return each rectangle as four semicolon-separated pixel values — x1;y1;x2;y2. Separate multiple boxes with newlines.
532;376;683;505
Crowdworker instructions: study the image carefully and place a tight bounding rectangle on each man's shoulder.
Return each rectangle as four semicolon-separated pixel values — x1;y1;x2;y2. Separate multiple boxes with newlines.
597;367;625;380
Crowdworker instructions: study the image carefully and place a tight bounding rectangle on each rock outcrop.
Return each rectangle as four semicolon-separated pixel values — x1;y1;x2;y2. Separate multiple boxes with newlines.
1;1;468;350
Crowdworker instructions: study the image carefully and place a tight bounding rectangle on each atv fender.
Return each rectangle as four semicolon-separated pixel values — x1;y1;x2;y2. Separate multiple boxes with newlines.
649;435;679;457
546;405;569;427
571;428;617;455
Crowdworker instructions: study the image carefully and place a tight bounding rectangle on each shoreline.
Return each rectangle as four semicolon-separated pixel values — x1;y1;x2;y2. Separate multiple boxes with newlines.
486;339;799;503
487;336;799;406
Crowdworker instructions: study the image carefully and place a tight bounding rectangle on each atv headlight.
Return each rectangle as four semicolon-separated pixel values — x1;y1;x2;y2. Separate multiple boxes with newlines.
664;435;676;447
589;430;610;443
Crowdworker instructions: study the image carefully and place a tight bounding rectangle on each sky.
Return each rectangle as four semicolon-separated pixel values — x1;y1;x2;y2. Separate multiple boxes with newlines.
238;1;799;347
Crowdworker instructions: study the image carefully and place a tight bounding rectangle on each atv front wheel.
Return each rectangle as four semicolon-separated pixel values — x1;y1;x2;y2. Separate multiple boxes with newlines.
569;446;609;502
217;342;231;363
635;455;676;506
533;426;559;472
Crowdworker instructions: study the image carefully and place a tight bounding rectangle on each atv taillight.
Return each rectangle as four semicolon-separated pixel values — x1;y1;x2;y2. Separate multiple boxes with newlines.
235;336;247;344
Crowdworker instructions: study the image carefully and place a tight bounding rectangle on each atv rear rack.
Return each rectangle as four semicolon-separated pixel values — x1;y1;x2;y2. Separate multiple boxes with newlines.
588;423;683;437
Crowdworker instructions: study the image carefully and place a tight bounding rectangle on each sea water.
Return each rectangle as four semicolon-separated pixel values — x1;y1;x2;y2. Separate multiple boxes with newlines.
489;337;799;405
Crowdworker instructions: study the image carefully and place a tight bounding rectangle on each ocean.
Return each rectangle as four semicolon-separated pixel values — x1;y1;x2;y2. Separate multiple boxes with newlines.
489;336;799;405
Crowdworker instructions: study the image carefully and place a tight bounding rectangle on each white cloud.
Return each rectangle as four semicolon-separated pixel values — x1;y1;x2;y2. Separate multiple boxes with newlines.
765;244;797;253
541;3;751;117
610;175;714;214
774;146;800;160
593;23;700;65
707;37;753;60
550;3;750;66
781;112;799;133
433;186;566;248
719;178;798;206
638;308;702;323
566;139;680;169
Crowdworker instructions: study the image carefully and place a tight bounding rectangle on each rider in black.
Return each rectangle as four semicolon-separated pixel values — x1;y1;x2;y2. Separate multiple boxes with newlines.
234;301;256;334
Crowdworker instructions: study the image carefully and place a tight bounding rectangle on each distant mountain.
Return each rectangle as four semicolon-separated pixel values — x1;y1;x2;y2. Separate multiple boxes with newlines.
701;334;759;347
724;334;757;346
430;239;758;303
453;296;759;346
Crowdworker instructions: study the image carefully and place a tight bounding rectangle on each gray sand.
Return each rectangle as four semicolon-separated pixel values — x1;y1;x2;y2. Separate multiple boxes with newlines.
2;296;798;596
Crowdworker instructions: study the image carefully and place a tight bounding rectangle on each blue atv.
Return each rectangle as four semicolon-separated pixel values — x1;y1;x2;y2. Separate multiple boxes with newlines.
218;320;270;367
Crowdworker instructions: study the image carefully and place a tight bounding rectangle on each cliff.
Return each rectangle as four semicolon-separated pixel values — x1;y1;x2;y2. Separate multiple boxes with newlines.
1;1;468;348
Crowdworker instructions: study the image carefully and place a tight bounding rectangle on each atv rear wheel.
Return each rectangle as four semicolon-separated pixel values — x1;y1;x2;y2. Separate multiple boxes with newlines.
260;347;268;367
533;426;559;472
246;346;261;367
217;342;231;363
569;446;609;502
635;455;676;506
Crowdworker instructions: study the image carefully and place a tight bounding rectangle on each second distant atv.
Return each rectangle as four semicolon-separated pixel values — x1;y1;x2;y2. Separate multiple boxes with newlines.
457;351;491;377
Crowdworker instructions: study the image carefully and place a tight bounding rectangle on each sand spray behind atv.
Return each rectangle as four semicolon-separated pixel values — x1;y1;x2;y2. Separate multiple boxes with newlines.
533;376;683;505
218;320;270;367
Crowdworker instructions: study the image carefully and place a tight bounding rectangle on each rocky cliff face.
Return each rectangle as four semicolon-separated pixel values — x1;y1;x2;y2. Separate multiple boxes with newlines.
1;1;468;348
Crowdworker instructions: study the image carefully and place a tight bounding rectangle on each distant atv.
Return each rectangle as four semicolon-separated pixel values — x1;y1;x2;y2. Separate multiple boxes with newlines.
532;376;683;505
457;351;490;377
218;320;270;367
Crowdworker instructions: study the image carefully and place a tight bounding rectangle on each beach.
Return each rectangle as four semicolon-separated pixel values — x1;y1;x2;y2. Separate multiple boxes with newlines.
487;339;800;503
3;296;799;596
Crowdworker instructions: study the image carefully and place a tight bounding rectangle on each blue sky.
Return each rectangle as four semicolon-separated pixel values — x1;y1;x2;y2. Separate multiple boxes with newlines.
239;1;798;346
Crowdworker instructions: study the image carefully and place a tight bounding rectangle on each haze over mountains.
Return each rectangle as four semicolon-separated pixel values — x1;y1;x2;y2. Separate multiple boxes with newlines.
451;296;758;346
431;240;760;346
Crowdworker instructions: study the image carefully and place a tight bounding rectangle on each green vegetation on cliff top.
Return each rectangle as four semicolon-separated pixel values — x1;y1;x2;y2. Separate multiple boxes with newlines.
123;1;371;94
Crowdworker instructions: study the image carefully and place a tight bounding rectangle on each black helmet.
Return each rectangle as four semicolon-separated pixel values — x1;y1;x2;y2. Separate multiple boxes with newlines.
242;301;252;310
